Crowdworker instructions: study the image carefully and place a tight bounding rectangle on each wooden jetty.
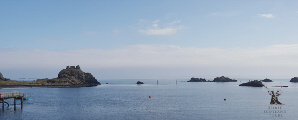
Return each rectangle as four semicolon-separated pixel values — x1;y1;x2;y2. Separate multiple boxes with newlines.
0;92;24;109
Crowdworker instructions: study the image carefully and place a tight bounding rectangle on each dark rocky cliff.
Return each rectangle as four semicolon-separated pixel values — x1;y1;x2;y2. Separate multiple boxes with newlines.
37;65;100;87
0;72;10;81
0;72;4;80
58;66;100;85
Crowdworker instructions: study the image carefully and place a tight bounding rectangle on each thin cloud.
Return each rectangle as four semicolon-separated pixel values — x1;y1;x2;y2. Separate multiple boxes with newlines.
208;11;241;17
138;20;183;36
139;27;179;35
258;14;276;18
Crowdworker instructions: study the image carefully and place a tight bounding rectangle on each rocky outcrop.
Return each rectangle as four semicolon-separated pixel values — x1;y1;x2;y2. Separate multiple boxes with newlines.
0;72;10;81
239;80;264;87
37;65;100;87
290;77;298;82
213;76;237;82
187;77;206;82
0;72;4;81
261;78;273;82
136;81;144;84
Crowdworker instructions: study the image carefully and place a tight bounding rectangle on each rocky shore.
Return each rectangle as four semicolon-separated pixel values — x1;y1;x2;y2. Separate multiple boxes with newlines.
0;65;100;88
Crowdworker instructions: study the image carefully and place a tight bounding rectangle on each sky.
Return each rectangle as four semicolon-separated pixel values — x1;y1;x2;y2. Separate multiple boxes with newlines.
1;0;298;80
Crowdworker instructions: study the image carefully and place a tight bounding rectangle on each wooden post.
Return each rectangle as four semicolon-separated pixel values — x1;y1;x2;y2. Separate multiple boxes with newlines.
2;98;4;109
21;97;23;109
14;98;16;110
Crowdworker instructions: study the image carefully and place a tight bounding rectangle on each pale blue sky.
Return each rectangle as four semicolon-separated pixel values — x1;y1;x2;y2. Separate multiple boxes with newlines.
1;1;298;79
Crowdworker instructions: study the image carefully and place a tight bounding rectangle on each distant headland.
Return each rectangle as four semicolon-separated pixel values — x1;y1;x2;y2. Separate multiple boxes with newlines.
0;65;100;88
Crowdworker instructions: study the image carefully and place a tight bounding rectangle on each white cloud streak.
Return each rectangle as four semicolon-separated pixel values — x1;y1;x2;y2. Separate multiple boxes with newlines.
138;20;183;36
258;14;276;18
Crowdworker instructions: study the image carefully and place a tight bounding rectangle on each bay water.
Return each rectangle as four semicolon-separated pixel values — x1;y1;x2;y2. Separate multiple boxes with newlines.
0;79;296;120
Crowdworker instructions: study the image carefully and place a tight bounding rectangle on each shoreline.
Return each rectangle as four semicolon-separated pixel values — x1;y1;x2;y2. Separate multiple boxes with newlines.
0;84;98;88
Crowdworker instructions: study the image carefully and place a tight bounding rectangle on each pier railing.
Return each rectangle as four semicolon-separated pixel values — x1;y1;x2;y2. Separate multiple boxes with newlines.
0;92;22;99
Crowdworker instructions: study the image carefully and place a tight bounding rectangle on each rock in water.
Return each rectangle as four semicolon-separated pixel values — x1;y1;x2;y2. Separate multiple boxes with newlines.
261;78;273;82
187;77;207;82
290;77;298;82
239;80;264;87
213;76;237;82
136;81;144;84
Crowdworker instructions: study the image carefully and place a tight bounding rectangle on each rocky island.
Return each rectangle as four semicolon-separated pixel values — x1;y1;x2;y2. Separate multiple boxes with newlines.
187;76;236;82
187;77;207;82
136;81;144;84
239;80;264;87
0;65;101;88
261;78;273;82
213;76;237;82
290;77;298;82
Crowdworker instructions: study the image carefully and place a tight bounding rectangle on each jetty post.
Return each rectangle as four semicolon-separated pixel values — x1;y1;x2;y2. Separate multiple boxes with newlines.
21;96;23;109
2;98;4;109
14;98;17;110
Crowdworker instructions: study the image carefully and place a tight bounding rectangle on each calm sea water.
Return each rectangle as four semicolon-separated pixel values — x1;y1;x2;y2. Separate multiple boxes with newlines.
0;79;297;120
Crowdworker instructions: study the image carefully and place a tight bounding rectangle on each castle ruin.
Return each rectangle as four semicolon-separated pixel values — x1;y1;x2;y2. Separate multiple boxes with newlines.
66;65;81;70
